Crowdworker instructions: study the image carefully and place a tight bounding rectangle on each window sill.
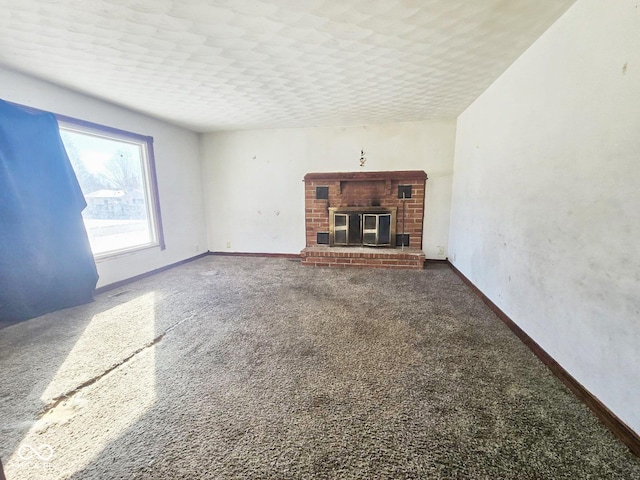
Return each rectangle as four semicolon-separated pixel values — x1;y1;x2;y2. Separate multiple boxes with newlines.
93;243;161;263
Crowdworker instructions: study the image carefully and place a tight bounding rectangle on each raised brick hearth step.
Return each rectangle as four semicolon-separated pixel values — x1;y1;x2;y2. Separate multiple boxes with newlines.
300;246;425;270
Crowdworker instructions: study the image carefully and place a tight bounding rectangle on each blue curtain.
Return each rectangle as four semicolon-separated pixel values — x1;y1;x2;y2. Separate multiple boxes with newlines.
0;99;98;322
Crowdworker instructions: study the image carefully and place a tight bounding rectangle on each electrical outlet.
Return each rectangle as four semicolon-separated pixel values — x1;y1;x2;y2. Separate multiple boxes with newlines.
226;241;231;249
195;244;199;252
437;246;444;256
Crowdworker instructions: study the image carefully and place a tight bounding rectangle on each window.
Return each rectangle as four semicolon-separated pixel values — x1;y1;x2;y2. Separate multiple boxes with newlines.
59;120;164;259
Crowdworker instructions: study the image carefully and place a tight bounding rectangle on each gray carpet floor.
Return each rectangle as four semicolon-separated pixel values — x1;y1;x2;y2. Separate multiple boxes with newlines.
1;256;639;479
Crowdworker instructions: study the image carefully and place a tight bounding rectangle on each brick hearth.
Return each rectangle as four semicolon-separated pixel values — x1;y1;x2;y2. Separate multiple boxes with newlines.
300;246;425;269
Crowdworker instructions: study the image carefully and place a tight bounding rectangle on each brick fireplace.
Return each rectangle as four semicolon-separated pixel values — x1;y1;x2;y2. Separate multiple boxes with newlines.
301;170;427;269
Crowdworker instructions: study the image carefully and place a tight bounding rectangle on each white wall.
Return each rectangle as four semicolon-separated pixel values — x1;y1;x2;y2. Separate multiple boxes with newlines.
449;0;640;433
201;120;456;258
0;67;207;288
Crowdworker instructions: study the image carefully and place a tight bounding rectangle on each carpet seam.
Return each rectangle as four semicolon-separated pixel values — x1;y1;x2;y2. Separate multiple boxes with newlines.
37;315;193;419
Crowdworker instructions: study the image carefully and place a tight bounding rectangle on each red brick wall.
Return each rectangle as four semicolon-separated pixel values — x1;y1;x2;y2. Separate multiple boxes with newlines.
304;171;427;249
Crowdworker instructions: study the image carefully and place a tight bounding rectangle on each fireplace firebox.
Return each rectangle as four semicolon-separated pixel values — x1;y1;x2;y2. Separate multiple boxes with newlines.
329;207;396;246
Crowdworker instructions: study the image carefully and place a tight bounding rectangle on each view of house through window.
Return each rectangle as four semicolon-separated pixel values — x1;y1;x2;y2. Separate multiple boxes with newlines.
60;124;160;257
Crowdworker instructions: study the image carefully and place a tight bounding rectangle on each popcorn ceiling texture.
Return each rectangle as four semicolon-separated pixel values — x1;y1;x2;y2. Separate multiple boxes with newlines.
1;256;639;479
0;0;575;131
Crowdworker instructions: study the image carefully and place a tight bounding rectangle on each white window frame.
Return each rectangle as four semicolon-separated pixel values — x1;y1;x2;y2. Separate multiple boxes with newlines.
58;117;165;260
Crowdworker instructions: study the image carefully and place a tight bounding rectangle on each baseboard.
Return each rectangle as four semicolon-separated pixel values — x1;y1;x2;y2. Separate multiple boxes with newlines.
94;252;210;295
208;251;301;259
447;261;640;458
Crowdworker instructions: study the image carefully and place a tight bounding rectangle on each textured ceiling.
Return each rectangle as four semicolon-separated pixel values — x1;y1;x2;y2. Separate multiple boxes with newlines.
0;0;575;132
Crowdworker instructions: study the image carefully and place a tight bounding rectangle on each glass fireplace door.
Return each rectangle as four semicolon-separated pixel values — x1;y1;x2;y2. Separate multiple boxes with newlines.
362;214;392;246
333;214;348;245
329;208;396;247
333;213;363;246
